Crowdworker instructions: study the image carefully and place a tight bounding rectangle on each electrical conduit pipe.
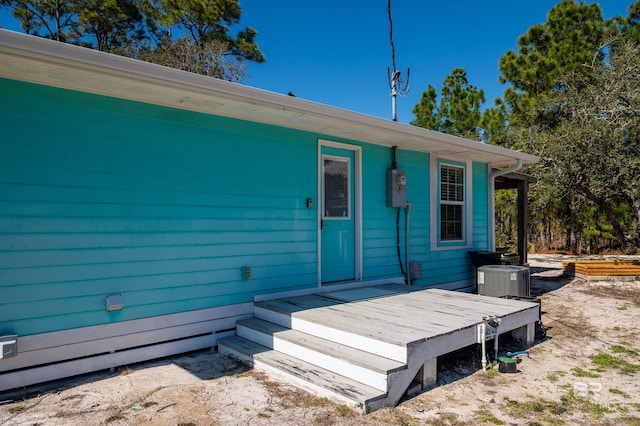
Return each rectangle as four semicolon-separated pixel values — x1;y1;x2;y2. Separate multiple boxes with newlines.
405;202;412;284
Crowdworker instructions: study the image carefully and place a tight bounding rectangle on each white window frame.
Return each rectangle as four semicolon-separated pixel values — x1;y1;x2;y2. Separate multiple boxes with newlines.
430;157;473;250
440;164;465;241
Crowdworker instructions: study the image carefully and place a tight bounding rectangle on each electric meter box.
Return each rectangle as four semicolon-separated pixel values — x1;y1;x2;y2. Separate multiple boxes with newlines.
477;265;530;298
386;168;407;207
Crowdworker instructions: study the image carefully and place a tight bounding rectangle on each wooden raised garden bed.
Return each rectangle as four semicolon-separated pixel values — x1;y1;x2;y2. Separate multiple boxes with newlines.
563;259;640;281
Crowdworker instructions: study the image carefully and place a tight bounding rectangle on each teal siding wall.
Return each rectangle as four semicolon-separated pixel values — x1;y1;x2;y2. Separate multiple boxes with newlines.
420;160;489;287
0;78;494;337
471;161;490;250
0;80;320;336
361;148;430;281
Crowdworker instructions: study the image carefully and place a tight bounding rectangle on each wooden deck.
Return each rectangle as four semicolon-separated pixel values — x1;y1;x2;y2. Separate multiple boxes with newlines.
219;285;540;413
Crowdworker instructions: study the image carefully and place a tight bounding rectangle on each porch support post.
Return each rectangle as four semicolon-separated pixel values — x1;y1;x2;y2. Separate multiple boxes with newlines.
419;357;438;389
512;322;535;346
517;178;529;264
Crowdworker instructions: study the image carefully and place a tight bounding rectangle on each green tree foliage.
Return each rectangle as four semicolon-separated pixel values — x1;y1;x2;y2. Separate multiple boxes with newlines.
137;36;246;81
623;0;640;43
76;0;147;51
411;68;485;140
411;85;439;130
495;0;610;148
0;0;264;80
479;98;510;145
532;41;640;249
488;0;640;253
494;189;517;249
159;0;264;62
0;0;80;42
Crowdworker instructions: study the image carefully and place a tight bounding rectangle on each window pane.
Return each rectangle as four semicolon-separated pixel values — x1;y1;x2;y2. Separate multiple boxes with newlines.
440;166;464;202
441;204;463;240
324;158;350;218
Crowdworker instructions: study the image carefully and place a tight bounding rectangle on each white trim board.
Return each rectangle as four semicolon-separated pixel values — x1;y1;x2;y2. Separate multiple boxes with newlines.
0;303;253;392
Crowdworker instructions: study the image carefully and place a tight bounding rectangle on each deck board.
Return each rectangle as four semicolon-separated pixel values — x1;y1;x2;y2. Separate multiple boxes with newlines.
227;285;541;412
257;287;539;348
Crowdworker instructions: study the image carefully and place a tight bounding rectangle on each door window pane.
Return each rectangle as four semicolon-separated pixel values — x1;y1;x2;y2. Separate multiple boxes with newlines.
324;158;350;218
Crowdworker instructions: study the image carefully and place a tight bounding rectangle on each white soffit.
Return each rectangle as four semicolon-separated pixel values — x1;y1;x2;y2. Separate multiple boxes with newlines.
0;30;538;167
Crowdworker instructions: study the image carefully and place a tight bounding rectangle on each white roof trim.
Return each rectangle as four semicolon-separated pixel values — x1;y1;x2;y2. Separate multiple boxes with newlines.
0;29;538;166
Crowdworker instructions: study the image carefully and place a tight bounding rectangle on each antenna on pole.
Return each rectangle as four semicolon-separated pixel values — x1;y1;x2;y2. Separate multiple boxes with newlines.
387;0;410;122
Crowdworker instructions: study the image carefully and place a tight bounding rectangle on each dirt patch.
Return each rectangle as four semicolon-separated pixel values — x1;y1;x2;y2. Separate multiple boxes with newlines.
1;255;639;425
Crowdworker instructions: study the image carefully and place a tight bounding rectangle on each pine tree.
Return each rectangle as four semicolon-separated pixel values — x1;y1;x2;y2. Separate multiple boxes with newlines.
411;68;485;140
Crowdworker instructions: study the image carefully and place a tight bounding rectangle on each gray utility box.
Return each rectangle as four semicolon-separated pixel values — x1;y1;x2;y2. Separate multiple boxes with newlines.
477;265;530;298
386;168;407;207
0;335;18;359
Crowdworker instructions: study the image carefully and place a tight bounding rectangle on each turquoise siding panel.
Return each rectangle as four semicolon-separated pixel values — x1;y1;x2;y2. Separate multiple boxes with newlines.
422;249;474;284
418;160;489;287
472;161;490;250
361;147;429;282
0;78;494;337
0;79;318;336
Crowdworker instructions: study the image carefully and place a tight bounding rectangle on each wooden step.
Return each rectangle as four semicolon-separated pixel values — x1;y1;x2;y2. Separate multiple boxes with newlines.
216;287;543;414
218;336;387;413
236;318;406;391
254;298;407;362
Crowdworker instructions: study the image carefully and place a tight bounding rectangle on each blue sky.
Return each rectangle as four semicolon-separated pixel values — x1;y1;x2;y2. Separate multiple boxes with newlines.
1;1;634;123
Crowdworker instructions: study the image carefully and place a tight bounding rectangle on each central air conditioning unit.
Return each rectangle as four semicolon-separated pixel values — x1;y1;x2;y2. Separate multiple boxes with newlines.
477;265;530;298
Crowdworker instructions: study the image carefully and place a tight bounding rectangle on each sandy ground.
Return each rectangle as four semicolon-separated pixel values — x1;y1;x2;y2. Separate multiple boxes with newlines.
1;254;640;425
